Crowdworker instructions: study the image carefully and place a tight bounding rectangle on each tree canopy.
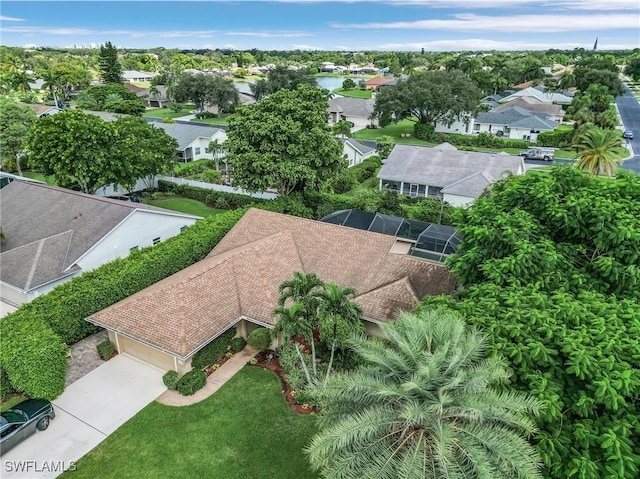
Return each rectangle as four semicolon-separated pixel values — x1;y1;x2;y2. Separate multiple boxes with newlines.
27;110;176;193
373;69;481;135
0;99;37;175
573;127;623;177
173;73;239;115
307;309;543;479
424;167;640;479
76;83;146;116
98;41;123;84
225;85;344;195
249;65;317;101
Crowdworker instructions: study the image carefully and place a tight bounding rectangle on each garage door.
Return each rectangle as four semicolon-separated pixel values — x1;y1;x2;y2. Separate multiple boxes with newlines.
118;334;175;371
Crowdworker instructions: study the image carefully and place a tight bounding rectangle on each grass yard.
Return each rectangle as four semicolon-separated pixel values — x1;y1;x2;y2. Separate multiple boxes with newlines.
190;115;230;126
22;171;57;185
333;88;372;99
145;197;225;217
144;104;196;119
61;367;319;479
353;120;434;146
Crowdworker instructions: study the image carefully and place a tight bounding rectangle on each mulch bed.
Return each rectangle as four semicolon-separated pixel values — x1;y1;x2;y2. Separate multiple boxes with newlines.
204;353;235;376
248;350;319;415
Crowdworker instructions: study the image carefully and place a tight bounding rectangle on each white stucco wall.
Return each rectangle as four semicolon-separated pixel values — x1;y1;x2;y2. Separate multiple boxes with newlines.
443;193;476;208
343;142;376;167
76;210;198;272
435;118;473;134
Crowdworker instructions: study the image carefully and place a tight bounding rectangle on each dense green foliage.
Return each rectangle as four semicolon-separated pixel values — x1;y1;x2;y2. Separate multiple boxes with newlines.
0;99;37;174
249;65;317;101
423;167;640;479
429;131;529;150
0;368;17;400
307;310;543;479
173;73;239;114
76;83;146;115
573;127;623;177
96;341;116;361
158;180;263;209
162;370;180;390
247;328;272;351
0;209;246;399
229;337;247;353
191;327;237;370
176;369;207;396
98;41;123;84
225;85;344;195
536;128;574;148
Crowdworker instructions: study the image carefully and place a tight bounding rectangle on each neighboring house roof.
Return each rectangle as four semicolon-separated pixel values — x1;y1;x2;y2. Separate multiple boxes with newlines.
328;97;375;118
378;144;524;195
153;123;223;150
476;107;558;131
343;138;375;155
83;110;127;122
123;83;146;94
24;103;60;117
365;76;395;87
88;208;456;359
144;85;168;101
492;97;565;118
500;87;573;104
440;171;496;198
122;70;154;80
0;182;194;292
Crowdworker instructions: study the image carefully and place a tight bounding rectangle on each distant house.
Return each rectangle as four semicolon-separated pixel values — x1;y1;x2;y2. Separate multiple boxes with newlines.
123;70;155;83
491;97;565;122
342;138;377;167
0;182;198;312
153;123;227;162
328;97;377;130
24;103;61;117
364;76;395;90
500;86;573;105
83;110;127;122
473;106;558;141
377;143;525;207
87;208;456;373
123;83;147;95
143;85;170;108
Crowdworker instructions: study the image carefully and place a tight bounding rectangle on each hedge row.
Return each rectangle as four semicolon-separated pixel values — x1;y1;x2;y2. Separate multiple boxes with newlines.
537;128;575;148
0;209;247;400
158;180;264;209
191;327;237;370
429;132;530;150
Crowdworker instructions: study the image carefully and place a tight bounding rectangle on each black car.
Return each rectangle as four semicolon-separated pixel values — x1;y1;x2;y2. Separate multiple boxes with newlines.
0;399;55;454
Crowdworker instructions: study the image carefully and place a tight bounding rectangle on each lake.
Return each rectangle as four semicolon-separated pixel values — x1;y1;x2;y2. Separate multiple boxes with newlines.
234;76;367;95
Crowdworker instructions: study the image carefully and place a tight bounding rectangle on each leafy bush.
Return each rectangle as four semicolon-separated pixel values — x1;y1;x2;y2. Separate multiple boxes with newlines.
277;343;310;392
230;336;247;353
537;128;575;148
96;340;116;360
198;169;222;184
247;327;272;351
162;370;180;390
173;160;215;177
195;111;216;119
413;122;435;141
401;198;462;226
176;369;207;396
0;368;16;400
0;209;246;400
191;327;236;370
162;117;176;124
158;180;262;209
429;132;529;150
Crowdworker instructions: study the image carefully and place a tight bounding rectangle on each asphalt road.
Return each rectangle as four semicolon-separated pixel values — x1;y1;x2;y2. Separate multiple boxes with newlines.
616;87;640;173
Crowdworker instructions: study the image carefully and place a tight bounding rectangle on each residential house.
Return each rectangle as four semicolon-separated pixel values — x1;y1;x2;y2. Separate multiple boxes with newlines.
143;85;170;108
328;97;377;130
24;103;61;117
364;76;395;90
500;86;573;105
153;123;227;162
342;138;377;167
87;208;456;373
473;106;558;141
377;143;525;207
491;97;565;122
123;70;155;83
0;182;198;314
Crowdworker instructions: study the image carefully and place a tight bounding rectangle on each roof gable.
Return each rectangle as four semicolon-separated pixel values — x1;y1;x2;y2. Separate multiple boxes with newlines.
153;123;222;150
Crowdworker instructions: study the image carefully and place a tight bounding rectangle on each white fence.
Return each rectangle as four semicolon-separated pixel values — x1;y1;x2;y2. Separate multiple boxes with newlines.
156;176;278;199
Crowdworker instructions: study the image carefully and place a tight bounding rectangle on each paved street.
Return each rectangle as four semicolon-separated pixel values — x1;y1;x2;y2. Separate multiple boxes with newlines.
616;87;640;173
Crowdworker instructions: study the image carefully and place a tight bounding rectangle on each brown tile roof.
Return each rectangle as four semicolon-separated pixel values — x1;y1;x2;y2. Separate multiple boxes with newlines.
365;75;394;87
89;209;456;358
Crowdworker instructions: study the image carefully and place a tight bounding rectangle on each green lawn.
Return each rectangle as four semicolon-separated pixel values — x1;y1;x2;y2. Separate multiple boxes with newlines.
144;104;196;119
22;171;57;185
353;120;434;146
333;88;372;99
191;115;230;126
145;197;225;217
62;367;319;479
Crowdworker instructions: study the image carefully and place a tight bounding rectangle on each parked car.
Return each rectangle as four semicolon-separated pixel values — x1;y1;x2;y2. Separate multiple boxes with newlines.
0;399;55;454
623;130;634;140
519;147;555;161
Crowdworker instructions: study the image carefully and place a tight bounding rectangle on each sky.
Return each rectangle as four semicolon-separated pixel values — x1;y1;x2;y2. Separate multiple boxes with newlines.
1;0;639;52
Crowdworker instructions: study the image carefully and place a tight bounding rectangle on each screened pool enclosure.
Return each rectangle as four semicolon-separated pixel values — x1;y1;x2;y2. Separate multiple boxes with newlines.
321;210;462;262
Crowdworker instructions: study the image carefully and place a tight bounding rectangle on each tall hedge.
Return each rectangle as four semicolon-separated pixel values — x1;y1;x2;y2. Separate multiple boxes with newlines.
0;209;247;399
191;327;237;370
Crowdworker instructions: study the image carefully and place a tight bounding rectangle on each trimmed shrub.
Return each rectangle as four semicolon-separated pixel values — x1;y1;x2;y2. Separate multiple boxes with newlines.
191;327;236;370
0;368;16;400
162;370;180;390
429;132;529;150
96;340;116;360
247;327;272;351
0;209;246;400
198;170;222;184
537;128;574;148
176;369;207;396
230;336;247;353
413;122;435;141
158;180;263;209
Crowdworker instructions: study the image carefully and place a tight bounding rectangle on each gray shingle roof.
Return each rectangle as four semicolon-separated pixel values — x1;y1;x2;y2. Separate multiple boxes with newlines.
328;97;375;118
344;138;375;155
377;144;524;196
153;123;222;150
0;182;187;292
476;107;557;130
492;97;564;117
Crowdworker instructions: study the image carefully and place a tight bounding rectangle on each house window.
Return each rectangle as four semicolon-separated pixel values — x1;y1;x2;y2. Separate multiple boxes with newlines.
130;246;139;252
382;180;401;193
152;237;161;245
427;186;443;198
473;123;480;131
194;147;201;155
205;147;210;154
504;127;511;133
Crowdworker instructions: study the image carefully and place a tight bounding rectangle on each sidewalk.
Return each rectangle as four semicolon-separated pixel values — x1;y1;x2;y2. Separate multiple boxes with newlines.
155;347;258;407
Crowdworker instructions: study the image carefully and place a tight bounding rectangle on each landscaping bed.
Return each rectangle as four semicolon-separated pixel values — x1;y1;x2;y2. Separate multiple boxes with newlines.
249;350;319;415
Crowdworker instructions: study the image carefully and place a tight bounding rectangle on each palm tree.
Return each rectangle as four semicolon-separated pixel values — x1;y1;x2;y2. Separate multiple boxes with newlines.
306;309;543;479
277;271;325;377
41;69;62;107
315;282;363;382
573;127;622;177
558;71;576;91
272;303;313;384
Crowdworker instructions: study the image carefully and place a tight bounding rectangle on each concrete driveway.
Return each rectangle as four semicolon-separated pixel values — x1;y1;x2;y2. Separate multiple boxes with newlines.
1;354;166;478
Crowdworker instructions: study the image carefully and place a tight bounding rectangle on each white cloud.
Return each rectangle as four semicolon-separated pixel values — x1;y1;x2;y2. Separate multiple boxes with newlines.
291;44;324;50
275;0;639;8
0;15;26;21
377;38;640;51
332;13;639;32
